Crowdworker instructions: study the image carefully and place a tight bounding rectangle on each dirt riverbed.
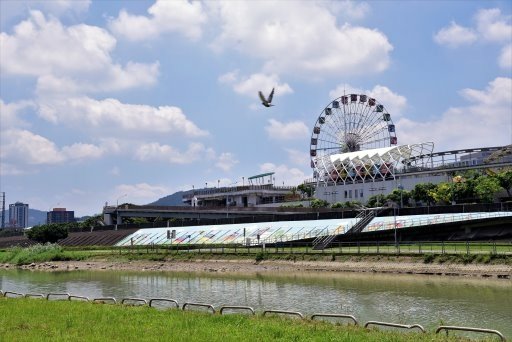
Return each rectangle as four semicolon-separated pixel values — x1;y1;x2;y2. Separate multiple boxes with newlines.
2;258;511;279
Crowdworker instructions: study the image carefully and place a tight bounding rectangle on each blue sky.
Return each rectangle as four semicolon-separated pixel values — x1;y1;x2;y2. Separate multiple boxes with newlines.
1;0;511;216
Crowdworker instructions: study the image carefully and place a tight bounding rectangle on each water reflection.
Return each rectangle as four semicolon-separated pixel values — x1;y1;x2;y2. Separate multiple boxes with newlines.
1;269;510;337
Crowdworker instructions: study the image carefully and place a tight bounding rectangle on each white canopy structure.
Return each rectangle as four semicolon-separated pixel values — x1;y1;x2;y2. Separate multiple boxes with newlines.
313;142;434;184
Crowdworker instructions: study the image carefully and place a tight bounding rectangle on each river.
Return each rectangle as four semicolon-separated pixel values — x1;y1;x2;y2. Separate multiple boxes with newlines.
1;269;510;338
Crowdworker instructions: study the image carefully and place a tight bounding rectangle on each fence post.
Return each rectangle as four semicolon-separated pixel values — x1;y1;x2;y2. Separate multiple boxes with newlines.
441;241;445;254
466;241;470;255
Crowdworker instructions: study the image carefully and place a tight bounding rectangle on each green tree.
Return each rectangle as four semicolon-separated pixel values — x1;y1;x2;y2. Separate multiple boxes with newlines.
26;223;68;243
386;189;411;207
297;184;314;198
80;214;103;230
309;198;329;208
474;176;501;203
431;182;452;204
344;200;362;208
330;202;345;209
366;194;386;207
496;170;512;197
411;183;436;206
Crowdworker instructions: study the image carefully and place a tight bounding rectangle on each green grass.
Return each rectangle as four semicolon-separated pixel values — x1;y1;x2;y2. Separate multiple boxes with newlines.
1;243;511;266
0;244;89;265
0;298;472;342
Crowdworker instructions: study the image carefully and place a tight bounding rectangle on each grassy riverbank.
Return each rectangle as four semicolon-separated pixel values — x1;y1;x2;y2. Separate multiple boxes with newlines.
0;298;472;342
1;243;511;266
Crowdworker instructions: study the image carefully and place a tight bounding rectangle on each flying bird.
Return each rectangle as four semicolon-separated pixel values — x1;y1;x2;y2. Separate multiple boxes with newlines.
259;88;275;107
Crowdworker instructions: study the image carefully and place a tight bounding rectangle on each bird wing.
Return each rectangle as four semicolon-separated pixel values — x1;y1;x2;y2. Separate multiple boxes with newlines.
268;88;275;103
258;91;266;103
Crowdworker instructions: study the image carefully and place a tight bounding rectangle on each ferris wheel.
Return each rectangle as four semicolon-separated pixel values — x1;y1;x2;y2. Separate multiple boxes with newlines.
310;93;397;169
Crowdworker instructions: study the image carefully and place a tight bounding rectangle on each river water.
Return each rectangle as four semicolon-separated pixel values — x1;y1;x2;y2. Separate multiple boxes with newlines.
1;269;510;337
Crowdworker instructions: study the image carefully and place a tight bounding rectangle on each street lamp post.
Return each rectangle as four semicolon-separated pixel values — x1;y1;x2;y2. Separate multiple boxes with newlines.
393;203;398;249
398;184;404;215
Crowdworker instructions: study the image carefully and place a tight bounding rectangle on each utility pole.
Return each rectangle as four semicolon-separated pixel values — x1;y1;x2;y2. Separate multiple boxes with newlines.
1;192;5;229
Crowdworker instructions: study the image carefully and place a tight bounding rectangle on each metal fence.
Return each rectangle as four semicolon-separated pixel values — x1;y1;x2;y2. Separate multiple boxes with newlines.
0;290;506;341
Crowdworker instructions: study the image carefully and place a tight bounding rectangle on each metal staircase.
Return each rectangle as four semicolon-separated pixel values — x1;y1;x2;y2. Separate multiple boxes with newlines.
345;209;376;235
312;233;338;250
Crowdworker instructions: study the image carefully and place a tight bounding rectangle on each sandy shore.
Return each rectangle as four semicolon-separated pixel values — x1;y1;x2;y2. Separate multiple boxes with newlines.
2;259;511;279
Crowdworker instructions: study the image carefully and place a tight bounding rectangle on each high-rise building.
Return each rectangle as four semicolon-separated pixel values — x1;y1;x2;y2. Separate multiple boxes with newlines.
9;202;29;228
47;208;75;224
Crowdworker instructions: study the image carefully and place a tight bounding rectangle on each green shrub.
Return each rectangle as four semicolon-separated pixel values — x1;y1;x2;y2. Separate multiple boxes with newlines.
26;224;68;243
423;254;435;263
255;252;266;262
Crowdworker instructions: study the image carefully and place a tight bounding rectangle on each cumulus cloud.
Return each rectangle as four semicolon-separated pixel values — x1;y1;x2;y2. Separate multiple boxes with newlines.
37;96;208;137
285;148;310;167
210;1;392;77
109;0;207;41
134;142;215;164
328;1;370;20
0;11;159;93
434;8;512;69
215;153;239;172
433;21;477;47
499;44;512;69
0;99;35;129
329;84;407;117
397;77;512;150
475;8;512;42
0;129;107;167
265;119;309;140
1;0;90;23
219;71;293;98
259;162;309;186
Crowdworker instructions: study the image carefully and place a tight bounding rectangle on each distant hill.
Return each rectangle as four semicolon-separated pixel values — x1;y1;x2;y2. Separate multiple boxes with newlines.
149;191;189;206
1;208;47;227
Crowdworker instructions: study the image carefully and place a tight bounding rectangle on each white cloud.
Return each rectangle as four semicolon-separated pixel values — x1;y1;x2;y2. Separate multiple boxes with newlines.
265;119;309;140
0;11;159;93
114;183;171;205
215;153;239;172
210;1;392;77
285;148;309;167
0;99;35;129
268;120;308;140
134;142;214;164
219;71;293;98
475;8;512;42
433;21;477;47
329;84;407;117
1;0;91;23
109;0;207;41
0;129;111;169
397;77;512;151
62;143;105;160
38;96;208;137
499;44;512;69
259;162;309;186
435;8;512;69
0;129;65;165
328;1;370;20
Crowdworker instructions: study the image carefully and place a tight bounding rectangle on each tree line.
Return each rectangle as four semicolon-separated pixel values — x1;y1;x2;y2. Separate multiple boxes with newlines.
302;169;512;209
